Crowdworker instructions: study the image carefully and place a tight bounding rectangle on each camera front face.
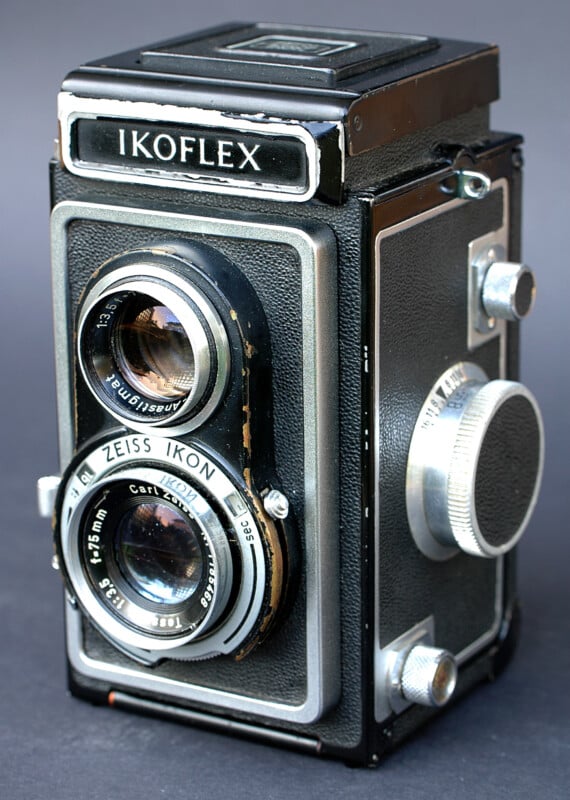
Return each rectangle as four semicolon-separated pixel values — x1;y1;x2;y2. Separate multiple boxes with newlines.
50;197;340;722
42;22;544;765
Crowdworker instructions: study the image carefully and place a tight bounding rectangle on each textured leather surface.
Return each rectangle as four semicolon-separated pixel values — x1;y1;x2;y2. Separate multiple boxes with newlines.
346;107;489;190
52;163;367;747
64;216;310;701
475;395;541;545
52;135;521;756
377;188;506;650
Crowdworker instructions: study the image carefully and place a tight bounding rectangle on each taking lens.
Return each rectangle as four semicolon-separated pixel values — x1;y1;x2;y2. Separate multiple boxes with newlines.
115;501;204;605
114;296;196;401
75;471;235;645
58;445;270;657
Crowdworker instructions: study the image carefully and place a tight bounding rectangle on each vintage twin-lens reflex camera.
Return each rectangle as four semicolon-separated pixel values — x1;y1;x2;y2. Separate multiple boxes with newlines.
38;22;544;765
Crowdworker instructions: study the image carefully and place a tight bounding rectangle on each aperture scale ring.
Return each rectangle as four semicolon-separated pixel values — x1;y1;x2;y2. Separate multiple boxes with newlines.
74;467;234;644
77;259;230;436
57;433;267;659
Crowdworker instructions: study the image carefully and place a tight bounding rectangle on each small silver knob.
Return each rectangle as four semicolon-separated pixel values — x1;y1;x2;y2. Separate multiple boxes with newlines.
400;644;458;707
482;262;536;321
37;475;61;519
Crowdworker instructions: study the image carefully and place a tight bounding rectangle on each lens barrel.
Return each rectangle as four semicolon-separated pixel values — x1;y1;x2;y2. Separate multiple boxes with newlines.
77;259;230;434
72;469;234;643
56;435;274;658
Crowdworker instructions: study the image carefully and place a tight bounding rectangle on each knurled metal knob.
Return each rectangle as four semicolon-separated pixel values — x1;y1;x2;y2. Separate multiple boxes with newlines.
481;261;536;321
407;363;544;560
400;644;458;707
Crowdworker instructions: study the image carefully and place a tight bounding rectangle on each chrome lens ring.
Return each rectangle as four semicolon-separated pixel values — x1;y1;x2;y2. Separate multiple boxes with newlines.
78;263;230;434
63;467;234;650
80;282;211;423
57;434;268;658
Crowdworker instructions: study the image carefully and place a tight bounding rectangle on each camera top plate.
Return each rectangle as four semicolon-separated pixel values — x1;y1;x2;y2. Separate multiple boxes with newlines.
58;22;499;201
65;23;498;151
137;23;439;88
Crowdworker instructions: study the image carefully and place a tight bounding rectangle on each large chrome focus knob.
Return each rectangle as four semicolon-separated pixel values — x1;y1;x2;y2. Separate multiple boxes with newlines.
406;363;544;560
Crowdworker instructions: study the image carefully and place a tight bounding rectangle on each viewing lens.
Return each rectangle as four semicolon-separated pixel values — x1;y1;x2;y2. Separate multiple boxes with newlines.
78;261;231;431
115;297;195;400
115;502;204;605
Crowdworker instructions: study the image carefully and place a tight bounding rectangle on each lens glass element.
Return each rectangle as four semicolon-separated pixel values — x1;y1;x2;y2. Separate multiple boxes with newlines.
115;297;195;400
115;502;204;605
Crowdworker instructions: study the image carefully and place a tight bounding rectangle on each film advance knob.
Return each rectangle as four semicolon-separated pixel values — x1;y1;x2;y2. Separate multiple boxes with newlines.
400;645;458;707
406;363;544;560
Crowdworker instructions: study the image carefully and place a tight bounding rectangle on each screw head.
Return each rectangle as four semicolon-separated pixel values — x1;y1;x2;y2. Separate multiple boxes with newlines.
263;489;290;520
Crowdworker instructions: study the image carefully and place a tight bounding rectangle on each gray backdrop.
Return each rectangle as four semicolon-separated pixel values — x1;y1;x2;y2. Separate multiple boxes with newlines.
1;0;568;797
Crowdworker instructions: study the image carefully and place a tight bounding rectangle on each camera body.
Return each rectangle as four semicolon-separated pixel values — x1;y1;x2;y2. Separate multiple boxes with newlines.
41;23;544;765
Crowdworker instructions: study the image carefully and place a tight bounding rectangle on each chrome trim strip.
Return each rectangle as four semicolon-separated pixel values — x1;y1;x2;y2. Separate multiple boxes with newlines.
455;564;504;666
372;183;508;722
110;691;321;753
58;93;321;202
52;200;340;725
467;178;510;375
